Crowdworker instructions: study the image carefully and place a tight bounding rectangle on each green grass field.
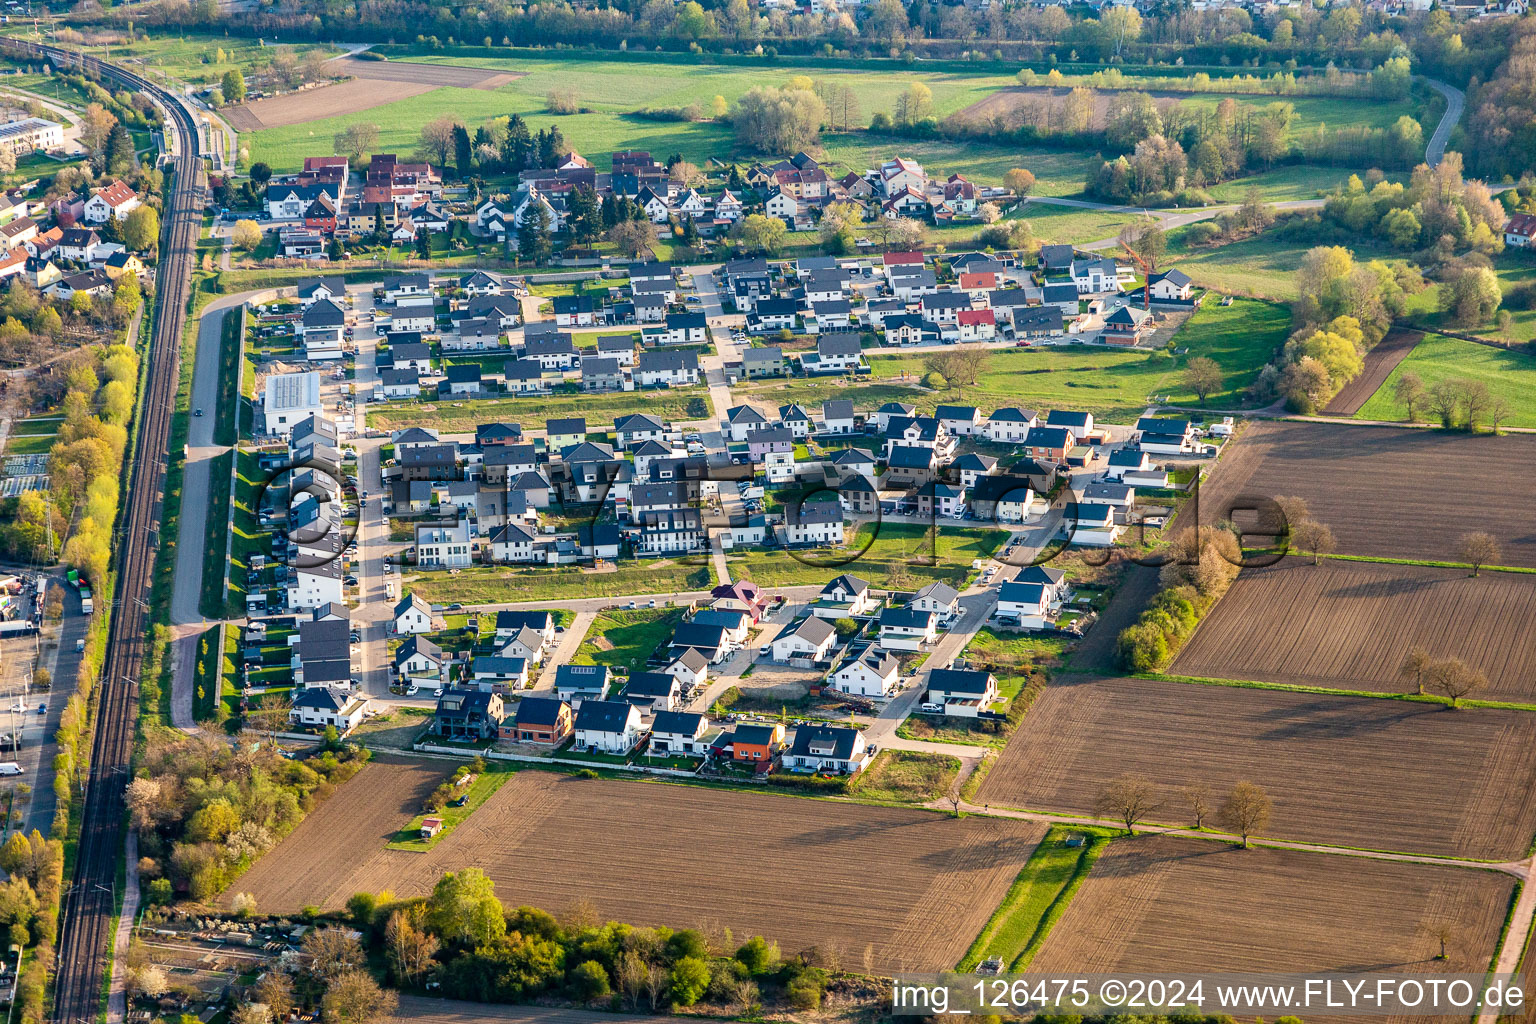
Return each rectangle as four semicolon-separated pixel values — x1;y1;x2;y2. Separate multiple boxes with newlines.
387;761;517;851
730;522;1005;589
1353;333;1536;428
957;825;1115;972
405;561;714;604
853;750;961;803
853;296;1288;420
78;35;338;89
570;607;685;674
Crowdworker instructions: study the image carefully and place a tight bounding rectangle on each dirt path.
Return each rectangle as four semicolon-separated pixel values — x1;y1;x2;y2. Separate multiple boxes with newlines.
530;610;596;692
1322;328;1422;416
169;632;204;735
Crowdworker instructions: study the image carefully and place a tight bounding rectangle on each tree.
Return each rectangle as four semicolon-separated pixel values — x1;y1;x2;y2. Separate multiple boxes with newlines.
427;868;506;947
221;68;246;105
80;103;117;154
1399;645;1432;696
1183;783;1213;830
302;926;366;982
669;956;711;1006
1392;371;1425;422
104;123;135;177
418;116;460;167
831;617;858;639
232;219;262;250
570;960;611;1002
1457;531;1500;576
1290;519;1336;565
320;970;398;1024
1488;395;1513;434
1119;217;1167;273
1181;356;1223;404
415;226;432;260
894;81;933;125
453;124;473;179
1217;781;1271;848
1094;775;1159;834
735;935;779;974
518;202;553;266
249;162;273;189
731;86;827;153
731;214;786;256
333;122;380;164
384;908;440;985
889;217;927;250
252;969;293;1017
232;1004;272;1024
1004;167;1036;196
606;219;656;260
1425;657;1486;709
122;205;160;253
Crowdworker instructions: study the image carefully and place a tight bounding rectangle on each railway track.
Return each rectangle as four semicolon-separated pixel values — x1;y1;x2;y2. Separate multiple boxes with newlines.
0;41;203;1024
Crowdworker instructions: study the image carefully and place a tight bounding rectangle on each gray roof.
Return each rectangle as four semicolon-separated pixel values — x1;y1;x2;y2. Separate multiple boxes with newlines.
574;699;637;733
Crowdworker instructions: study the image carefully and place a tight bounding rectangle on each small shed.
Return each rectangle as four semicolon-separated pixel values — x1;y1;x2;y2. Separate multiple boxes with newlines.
420;817;443;839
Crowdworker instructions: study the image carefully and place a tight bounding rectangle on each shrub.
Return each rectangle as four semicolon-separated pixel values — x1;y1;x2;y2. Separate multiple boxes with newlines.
736;935;779;974
786;974;824;1010
569;959;611;1001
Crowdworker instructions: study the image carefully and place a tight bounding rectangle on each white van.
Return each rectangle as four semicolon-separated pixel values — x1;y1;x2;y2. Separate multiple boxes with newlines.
0;763;22;776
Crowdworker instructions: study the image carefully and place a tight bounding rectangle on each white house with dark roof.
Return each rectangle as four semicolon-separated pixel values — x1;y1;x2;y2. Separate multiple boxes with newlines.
985;406;1039;443
392;592;434;635
765;615;838;665
573;699;643;753
785;724;871;774
926;668;998;717
828;651;900;697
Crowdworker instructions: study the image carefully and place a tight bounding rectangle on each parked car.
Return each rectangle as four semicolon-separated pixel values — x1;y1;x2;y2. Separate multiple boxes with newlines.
919;702;944;713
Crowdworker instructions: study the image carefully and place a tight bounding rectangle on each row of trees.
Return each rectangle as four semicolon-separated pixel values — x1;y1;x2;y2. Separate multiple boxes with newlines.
1388;373;1514;433
1096;776;1272;848
1117;525;1244;672
214;870;838;1021
130;0;1467;71
0;831;65;1024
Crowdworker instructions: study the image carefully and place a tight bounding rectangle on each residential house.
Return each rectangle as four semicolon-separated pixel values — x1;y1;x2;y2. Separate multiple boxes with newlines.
546;417;586;451
740;345;786;379
1101;305;1152;346
619;671;682;712
1147;268;1194;302
784;500;846;547
572;700;643;754
727;722;784;771
1136;417;1198;455
392;593;434;635
765;615;838;665
416;519;474;568
509;696;573;744
636;350;700;387
289;688;368;732
814;574;877;618
926;668;998;717
804;335;863;375
785;724;871;774
935;404;983;437
820;400;856;435
968;475;1036;524
433;689;506;740
828;651;900;698
395;635;447;685
910;581;961;621
1070;501;1125;547
615;413;668;446
649;710;713;756
984;406;1038;443
725;404;769;442
664;648;710;690
1022;426;1077;463
553;664;611;706
951;452;998;489
995;580;1053;629
746;298;797;335
83;180;142;223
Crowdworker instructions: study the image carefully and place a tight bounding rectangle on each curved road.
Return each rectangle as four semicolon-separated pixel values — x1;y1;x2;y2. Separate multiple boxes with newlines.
1419;75;1465;169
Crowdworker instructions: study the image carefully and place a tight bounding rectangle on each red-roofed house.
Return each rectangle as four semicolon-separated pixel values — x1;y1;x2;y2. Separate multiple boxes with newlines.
83;180;141;224
882;250;925;271
1506;213;1536;249
957;307;996;341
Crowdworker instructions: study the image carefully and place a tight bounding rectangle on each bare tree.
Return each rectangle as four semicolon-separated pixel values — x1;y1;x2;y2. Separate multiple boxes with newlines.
1291;518;1336;565
1393;370;1425;422
1094;775;1160;834
1217;781;1271;848
1425;922;1458;961
1457;531;1500;576
301;926;366;982
1426;657;1486;709
1182;783;1212;829
607;219;657;259
617;951;647;1010
1273;495;1311;535
1399;645;1432;695
1181;356;1224;404
320;969;398;1024
417;115;460;167
1488;396;1513;434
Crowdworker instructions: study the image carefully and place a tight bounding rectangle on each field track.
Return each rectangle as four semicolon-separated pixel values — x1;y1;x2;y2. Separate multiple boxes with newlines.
1033;835;1513;1024
235;768;1045;970
976;675;1536;859
1173;558;1536;700
1197;420;1536;568
1323;328;1423;415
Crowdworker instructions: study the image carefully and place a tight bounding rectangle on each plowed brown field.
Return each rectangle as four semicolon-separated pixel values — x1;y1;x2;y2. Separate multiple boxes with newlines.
1195;421;1536;568
236;769;1045;970
1172;559;1536;700
1033;835;1514;1024
976;675;1536;859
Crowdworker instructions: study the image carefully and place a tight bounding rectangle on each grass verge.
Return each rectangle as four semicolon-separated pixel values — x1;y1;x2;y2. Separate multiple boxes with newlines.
957;824;1116;972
